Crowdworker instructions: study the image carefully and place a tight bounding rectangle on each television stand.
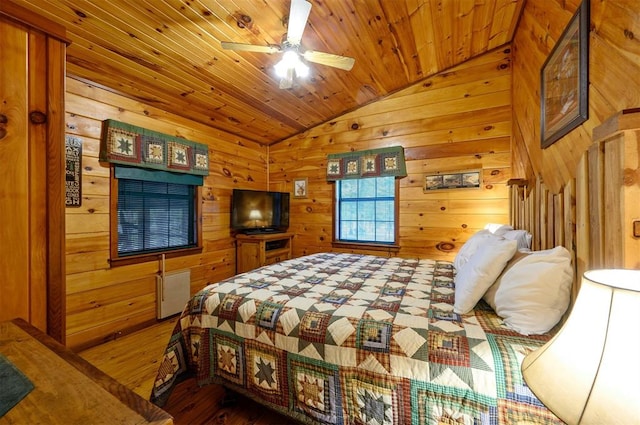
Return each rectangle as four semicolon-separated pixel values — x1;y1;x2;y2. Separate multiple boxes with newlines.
235;232;294;274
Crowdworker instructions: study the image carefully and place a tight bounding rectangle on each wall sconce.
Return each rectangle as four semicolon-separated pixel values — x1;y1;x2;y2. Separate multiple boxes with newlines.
521;269;640;424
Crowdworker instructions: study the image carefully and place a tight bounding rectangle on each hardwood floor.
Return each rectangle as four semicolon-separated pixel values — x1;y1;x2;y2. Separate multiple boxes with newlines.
79;318;298;425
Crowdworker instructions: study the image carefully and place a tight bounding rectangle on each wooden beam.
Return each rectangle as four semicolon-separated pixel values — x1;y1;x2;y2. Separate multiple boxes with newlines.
592;108;640;142
0;0;69;43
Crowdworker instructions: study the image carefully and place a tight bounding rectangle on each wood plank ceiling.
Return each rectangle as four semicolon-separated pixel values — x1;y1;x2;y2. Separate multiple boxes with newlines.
16;0;524;145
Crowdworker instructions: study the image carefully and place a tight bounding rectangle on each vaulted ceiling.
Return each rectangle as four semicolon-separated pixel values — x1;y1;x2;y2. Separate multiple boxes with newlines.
16;0;524;145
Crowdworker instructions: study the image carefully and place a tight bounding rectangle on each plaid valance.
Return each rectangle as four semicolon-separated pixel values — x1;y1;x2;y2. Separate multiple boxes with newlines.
326;146;407;181
100;119;209;176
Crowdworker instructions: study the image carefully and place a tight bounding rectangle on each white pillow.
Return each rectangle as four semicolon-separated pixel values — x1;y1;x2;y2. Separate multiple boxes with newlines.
453;237;518;314
453;230;496;271
483;246;573;335
484;223;513;236
501;229;533;249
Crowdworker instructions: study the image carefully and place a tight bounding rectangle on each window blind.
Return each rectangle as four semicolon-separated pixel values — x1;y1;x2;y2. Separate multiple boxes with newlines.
117;179;196;256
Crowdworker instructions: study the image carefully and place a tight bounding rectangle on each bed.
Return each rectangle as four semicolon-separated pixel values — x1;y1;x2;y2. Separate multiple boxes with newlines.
150;248;569;424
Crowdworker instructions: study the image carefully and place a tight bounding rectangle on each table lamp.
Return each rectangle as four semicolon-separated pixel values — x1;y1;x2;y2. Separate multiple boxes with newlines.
521;269;640;424
248;209;262;228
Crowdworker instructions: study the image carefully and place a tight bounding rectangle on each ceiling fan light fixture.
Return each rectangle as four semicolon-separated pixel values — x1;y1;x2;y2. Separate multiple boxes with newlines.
222;0;353;89
274;50;308;79
295;61;309;78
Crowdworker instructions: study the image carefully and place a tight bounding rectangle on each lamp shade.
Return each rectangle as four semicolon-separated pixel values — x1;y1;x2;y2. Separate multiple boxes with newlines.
248;209;262;220
521;269;640;425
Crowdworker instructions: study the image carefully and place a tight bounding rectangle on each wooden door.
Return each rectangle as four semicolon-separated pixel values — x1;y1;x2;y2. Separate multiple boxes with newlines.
0;3;67;342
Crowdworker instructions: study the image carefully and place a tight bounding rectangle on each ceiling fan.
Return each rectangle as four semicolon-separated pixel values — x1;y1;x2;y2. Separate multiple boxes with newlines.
221;0;355;89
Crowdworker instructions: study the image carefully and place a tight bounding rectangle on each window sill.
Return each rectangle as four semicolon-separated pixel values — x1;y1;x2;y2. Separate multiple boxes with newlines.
332;241;400;254
109;246;203;268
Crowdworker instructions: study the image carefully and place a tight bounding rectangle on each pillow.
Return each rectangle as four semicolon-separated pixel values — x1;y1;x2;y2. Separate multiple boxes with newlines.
484;223;513;236
453;230;496;271
453;237;518;314
483;246;573;335
501;229;533;249
483;250;529;309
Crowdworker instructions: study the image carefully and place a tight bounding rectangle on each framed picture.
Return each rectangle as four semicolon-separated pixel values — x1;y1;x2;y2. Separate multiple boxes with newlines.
540;0;589;149
424;170;481;192
293;177;307;198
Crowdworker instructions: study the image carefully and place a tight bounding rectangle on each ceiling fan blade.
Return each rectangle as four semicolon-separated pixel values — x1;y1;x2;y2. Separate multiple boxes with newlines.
221;41;279;54
303;50;355;71
286;0;311;46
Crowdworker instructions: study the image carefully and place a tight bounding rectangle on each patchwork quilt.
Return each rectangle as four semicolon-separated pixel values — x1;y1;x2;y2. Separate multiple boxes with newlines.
151;253;562;424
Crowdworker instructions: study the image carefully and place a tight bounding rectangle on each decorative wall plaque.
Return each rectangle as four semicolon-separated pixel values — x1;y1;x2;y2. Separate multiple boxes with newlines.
65;135;82;207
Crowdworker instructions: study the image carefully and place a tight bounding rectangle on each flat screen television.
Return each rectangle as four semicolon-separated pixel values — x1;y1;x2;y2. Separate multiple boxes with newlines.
231;189;290;234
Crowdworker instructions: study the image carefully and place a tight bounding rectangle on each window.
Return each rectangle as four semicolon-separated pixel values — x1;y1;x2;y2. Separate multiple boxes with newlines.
110;169;202;266
334;176;398;245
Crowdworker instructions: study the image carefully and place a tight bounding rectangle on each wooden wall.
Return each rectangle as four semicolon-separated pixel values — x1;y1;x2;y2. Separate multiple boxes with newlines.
269;48;513;260
510;111;640;304
512;0;640;193
64;78;267;350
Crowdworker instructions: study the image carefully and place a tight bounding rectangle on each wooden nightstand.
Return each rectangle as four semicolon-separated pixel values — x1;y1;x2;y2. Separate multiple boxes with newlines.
235;232;294;273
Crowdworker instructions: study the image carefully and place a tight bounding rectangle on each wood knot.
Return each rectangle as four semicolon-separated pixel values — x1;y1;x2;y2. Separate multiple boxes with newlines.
623;168;638;186
436;242;455;252
491;169;500;176
237;14;252;28
29;111;47;124
222;168;232;177
351;123;360;130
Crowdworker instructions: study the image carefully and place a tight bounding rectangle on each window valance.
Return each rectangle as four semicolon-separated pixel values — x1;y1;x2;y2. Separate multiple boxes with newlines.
326;146;407;181
100;119;209;176
114;165;203;186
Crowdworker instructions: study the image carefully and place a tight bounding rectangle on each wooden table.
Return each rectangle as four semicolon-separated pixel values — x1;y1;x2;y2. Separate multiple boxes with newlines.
0;319;173;424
